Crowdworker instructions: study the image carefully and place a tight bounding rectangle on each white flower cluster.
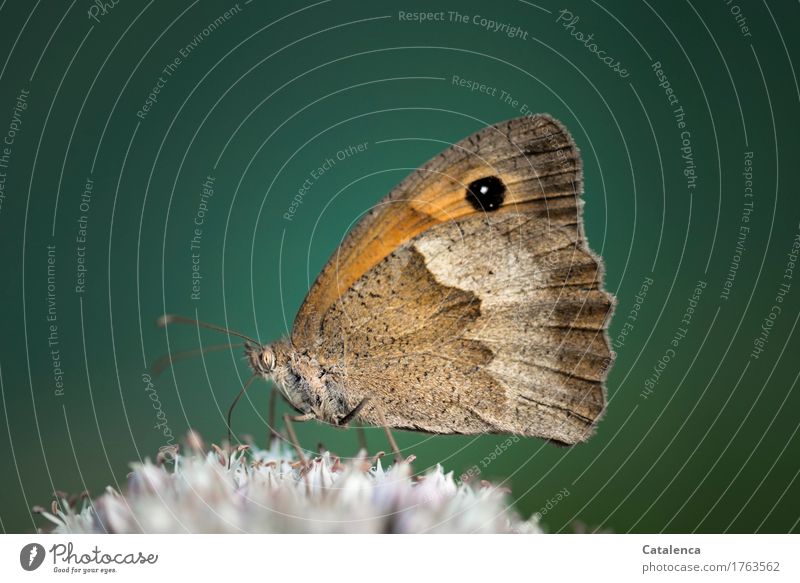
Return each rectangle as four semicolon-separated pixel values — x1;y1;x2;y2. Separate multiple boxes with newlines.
40;439;541;534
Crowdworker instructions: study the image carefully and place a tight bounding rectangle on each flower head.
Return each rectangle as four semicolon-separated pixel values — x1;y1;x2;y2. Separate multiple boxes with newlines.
39;436;540;534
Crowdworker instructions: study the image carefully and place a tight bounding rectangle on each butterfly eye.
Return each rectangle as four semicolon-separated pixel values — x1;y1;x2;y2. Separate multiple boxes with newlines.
466;176;506;211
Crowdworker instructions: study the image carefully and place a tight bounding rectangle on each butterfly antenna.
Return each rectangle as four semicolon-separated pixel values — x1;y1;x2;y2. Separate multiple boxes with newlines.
227;373;259;453
157;314;260;345
150;342;243;377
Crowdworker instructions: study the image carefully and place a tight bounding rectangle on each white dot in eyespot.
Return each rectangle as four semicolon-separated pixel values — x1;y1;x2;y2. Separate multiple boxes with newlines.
480;186;489;194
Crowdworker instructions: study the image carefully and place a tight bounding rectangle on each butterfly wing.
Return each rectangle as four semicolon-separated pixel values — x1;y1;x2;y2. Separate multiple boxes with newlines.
292;115;614;444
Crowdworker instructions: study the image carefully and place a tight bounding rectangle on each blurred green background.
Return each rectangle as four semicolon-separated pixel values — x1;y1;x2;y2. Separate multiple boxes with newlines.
0;0;798;533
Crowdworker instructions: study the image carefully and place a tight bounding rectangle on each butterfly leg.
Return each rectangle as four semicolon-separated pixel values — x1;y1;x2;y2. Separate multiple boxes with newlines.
356;427;368;453
383;427;403;464
283;412;314;466
336;398;371;453
337;397;370;427
266;388;279;447
373;406;403;463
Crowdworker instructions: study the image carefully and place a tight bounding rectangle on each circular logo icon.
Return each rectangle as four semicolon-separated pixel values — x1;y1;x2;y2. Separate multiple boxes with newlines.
20;543;46;571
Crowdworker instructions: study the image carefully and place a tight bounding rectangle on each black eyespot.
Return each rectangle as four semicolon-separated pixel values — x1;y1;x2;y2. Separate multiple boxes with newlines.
466;176;506;211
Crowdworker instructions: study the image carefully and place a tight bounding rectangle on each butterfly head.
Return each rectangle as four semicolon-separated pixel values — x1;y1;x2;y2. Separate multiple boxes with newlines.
244;340;314;416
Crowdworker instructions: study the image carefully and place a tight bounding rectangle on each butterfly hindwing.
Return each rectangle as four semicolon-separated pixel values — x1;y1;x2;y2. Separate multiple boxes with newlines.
291;115;614;444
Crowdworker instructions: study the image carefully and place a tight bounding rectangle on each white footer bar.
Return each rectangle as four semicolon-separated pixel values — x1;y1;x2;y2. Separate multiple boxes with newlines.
0;534;796;581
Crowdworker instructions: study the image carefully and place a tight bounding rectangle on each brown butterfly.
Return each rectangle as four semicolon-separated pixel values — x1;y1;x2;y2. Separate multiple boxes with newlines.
163;115;614;448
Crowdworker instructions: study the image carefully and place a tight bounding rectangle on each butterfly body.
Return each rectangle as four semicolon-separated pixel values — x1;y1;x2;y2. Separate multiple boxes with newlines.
250;114;614;445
